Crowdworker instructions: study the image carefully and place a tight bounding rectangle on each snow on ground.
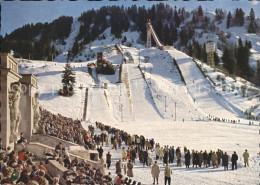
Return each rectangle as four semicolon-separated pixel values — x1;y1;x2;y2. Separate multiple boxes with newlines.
19;44;260;122
82;120;259;185
193;11;260;69
167;49;245;120
54;28;144;63
197;60;260;118
139;48;206;120
19;59;91;119
54;19;82;62
19;43;259;185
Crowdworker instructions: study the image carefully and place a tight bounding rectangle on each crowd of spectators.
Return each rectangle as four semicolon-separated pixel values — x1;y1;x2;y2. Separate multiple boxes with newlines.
0;146;58;185
5;108;249;185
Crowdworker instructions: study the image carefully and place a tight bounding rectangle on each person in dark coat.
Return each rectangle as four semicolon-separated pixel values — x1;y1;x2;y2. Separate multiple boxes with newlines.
216;149;222;167
143;150;149;167
163;150;169;165
127;160;134;178
184;150;191;168
131;149;137;165
171;146;175;162
139;150;144;163
193;151;199;168
17;167;31;184
198;151;203;167
97;146;103;159
208;150;212;167
231;151;238;170
115;159;122;174
106;151;112;169
203;150;208;167
222;152;229;170
169;147;174;164
176;147;180;157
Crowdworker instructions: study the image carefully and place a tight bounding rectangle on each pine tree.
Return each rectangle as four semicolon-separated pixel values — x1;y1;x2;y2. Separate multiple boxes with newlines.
248;8;258;33
174;8;181;27
222;47;235;74
192;41;201;60
61;62;76;96
170;24;178;43
234;8;245;26
249;8;255;22
67;50;71;60
236;38;251;79
238;37;243;47
256;60;260;85
187;42;193;56
248;41;252;49
198;5;203;16
72;40;79;56
192;13;197;24
215;8;224;23
163;25;171;45
226;11;232;29
179;28;188;46
202;44;207;63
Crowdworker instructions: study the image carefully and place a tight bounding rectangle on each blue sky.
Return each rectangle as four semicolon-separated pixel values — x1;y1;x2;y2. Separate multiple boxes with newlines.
1;0;259;36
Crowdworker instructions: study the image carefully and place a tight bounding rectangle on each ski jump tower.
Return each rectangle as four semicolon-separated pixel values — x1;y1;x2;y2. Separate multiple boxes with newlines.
146;19;164;50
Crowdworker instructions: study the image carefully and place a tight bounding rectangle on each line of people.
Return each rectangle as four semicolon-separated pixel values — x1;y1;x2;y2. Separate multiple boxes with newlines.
95;121;251;185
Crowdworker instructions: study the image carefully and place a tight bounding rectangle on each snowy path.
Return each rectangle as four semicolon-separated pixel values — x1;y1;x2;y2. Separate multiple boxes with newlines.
167;49;243;120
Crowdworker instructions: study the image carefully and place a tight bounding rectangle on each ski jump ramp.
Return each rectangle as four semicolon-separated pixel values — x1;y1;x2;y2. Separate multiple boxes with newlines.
146;20;163;49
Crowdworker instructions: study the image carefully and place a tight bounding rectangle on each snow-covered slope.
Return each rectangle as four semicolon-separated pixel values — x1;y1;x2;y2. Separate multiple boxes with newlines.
167;49;245;120
19;43;259;122
19;42;259;185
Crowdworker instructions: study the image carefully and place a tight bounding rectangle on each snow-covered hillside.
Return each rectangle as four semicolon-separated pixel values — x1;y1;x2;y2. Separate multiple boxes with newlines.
18;41;259;184
193;11;260;69
19;42;260;122
49;8;260;73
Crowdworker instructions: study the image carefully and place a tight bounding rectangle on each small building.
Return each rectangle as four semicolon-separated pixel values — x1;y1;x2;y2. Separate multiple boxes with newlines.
95;52;115;75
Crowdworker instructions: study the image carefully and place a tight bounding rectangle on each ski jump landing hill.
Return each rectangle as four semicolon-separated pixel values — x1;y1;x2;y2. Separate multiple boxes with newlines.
166;49;243;119
146;19;245;120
